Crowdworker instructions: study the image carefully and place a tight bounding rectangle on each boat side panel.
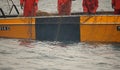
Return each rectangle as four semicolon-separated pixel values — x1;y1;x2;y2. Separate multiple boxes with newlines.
0;18;36;39
80;16;120;43
35;16;80;42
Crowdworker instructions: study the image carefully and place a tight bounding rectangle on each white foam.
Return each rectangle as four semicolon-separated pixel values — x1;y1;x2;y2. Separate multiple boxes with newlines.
0;38;120;70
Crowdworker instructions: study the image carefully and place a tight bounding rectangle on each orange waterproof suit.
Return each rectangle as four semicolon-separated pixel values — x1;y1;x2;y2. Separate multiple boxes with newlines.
20;0;38;17
58;0;72;15
112;0;120;14
82;0;98;14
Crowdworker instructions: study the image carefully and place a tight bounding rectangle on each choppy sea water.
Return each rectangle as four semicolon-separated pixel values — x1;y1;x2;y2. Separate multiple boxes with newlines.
0;38;120;70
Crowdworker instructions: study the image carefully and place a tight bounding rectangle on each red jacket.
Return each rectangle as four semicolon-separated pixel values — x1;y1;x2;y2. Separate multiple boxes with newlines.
112;0;120;9
58;0;72;15
82;0;98;13
20;0;38;17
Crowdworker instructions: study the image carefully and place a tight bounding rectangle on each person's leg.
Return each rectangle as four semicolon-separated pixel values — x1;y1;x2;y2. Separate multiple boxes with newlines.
118;9;120;14
114;9;120;14
65;1;71;15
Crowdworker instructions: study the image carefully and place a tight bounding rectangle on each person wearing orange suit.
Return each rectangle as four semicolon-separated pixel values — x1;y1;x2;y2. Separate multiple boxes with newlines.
82;0;98;14
112;0;120;14
58;0;75;15
20;0;38;17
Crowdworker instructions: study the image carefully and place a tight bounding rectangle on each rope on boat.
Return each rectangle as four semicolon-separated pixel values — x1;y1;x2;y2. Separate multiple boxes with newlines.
28;17;33;41
54;16;62;43
54;4;71;43
19;0;35;47
27;0;36;41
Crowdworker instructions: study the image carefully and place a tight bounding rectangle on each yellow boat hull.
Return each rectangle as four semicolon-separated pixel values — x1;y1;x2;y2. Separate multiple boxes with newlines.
0;15;120;43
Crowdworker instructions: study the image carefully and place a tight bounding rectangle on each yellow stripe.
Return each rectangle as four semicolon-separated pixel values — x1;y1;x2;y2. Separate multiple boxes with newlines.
0;18;35;24
80;16;120;24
